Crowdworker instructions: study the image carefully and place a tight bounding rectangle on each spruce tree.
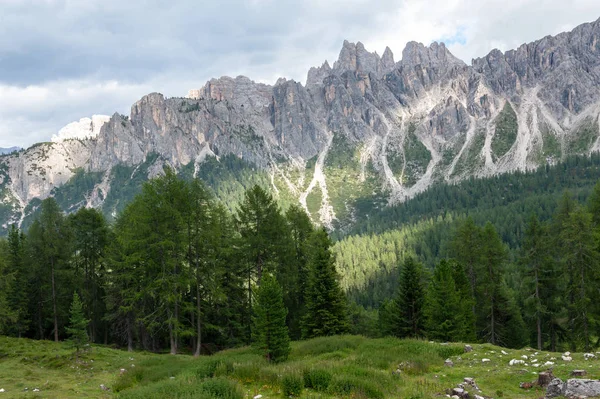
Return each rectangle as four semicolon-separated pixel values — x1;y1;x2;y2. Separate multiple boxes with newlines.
66;292;90;359
424;259;462;341
478;222;527;348
6;225;28;338
27;198;72;342
449;217;483;322
520;214;554;350
283;205;314;339
560;206;599;351
393;257;426;338
0;241;16;334
450;261;477;342
252;274;290;362
301;228;349;338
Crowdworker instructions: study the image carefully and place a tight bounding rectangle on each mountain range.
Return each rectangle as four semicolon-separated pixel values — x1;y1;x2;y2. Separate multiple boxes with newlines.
2;17;600;232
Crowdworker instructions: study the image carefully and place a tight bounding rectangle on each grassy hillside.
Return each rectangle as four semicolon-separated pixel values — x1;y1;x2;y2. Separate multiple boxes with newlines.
1;335;598;398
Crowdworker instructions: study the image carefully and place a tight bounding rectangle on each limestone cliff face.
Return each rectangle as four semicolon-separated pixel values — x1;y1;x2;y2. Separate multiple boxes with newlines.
3;18;600;229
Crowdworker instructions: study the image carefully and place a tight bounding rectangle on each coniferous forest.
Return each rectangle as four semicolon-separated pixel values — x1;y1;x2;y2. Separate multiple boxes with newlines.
2;159;600;358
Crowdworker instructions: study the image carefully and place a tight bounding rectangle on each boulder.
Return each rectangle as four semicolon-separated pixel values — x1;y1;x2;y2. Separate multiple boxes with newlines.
564;379;600;398
464;345;473;353
546;378;600;398
451;387;469;398
571;370;587;377
546;378;564;397
445;359;454;367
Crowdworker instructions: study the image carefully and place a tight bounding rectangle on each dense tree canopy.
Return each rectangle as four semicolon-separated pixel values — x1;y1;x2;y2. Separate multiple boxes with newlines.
2;160;600;354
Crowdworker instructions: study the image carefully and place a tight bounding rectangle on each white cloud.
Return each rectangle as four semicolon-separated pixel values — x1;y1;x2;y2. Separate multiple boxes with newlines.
1;0;600;148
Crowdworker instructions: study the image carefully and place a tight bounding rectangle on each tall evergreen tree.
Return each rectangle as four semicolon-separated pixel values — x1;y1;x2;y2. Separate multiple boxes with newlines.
450;261;477;342
392;256;426;338
301;228;349;338
424;259;462;341
28;198;72;342
252;274;290;363
69;208;109;343
237;185;289;341
0;240;16;334
283;204;314;339
449;217;482;322
5;225;28;337
66;292;90;359
560;206;599;351
520;214;555;350
478;222;527;347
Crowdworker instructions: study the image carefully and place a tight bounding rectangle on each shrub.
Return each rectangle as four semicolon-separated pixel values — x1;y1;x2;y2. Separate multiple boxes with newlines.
328;376;384;399
199;378;243;399
281;373;304;397
436;346;463;360
214;360;234;377
193;359;220;379
303;369;332;392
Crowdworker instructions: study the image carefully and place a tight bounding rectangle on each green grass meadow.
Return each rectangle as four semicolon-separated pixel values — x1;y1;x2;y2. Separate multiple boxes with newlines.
1;335;598;398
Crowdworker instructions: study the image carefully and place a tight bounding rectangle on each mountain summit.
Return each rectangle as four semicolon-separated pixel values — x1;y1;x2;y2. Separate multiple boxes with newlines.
2;17;600;231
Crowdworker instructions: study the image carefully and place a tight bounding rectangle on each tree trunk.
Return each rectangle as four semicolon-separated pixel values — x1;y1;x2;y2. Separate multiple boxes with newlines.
51;257;59;342
194;281;202;357
37;295;44;340
126;314;133;352
535;269;542;350
537;371;554;387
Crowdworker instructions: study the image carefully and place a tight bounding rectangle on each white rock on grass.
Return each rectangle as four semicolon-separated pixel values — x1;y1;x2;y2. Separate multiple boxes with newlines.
510;359;525;366
482;358;491;362
0;388;5;393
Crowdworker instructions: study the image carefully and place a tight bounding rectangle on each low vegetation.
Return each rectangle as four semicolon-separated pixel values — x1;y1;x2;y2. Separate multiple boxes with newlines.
2;335;599;398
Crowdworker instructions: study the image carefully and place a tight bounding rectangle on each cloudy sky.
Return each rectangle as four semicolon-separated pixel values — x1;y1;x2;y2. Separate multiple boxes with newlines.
1;0;599;148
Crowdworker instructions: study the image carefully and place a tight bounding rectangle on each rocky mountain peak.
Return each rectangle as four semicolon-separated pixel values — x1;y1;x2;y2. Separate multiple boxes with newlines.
306;60;332;86
381;46;395;72
51;115;111;142
333;40;392;76
400;41;465;69
3;18;600;232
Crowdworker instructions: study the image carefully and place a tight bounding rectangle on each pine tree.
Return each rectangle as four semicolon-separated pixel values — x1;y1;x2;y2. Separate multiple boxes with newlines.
252;274;290;363
27;198;72;342
4;225;27;337
560;206;599;351
69;208;109;343
520;214;554;350
378;299;397;337
283;205;314;339
478;222;527;348
424;259;462;341
588;182;600;226
237;185;289;341
449;217;483;322
0;240;16;334
301;228;349;338
393;256;426;338
450;261;477;342
66;292;90;359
